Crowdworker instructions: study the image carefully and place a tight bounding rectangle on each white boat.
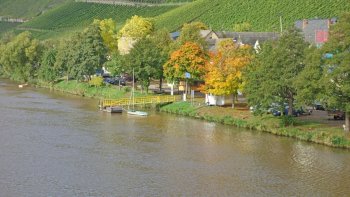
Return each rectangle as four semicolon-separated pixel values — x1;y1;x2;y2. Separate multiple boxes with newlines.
127;68;148;116
127;110;148;116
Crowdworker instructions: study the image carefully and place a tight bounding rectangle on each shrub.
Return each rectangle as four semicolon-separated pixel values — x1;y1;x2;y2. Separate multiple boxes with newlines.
280;115;297;127
89;76;104;87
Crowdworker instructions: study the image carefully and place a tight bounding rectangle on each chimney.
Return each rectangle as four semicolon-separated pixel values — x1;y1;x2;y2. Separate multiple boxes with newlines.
302;19;308;29
327;19;332;29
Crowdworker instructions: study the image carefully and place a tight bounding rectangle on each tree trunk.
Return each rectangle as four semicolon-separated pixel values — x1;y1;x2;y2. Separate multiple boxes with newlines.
159;78;163;91
345;112;350;132
232;94;235;109
288;98;293;116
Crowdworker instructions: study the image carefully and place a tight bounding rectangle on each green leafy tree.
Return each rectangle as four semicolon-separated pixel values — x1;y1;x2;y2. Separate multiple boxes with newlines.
244;28;308;115
0;31;42;82
125;34;169;93
66;23;107;81
177;22;207;49
321;12;350;132
38;47;59;83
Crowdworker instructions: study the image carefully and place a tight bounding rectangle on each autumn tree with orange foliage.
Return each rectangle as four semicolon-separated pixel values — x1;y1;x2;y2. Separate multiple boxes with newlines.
201;39;253;105
163;42;208;84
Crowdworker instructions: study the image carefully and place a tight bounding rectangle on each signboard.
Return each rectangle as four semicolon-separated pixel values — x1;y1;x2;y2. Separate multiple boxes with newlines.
185;72;191;79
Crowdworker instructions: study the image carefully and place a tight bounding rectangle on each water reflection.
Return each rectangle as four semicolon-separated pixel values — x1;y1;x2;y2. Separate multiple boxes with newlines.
0;79;349;196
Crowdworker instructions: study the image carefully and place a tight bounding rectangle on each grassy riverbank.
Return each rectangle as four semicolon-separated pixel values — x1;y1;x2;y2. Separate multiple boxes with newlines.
37;80;133;99
160;102;350;149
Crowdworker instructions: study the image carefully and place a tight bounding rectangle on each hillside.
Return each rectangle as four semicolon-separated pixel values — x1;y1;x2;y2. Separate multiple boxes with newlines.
17;2;178;39
0;0;69;19
0;22;20;35
154;0;350;32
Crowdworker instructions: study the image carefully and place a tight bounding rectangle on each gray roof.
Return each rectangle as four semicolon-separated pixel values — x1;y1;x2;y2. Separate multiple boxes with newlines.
214;32;279;45
295;18;337;45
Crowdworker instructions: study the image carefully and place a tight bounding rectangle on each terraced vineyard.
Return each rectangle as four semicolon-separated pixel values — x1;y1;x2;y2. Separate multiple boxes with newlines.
0;22;20;35
154;0;350;31
19;2;177;39
0;0;69;19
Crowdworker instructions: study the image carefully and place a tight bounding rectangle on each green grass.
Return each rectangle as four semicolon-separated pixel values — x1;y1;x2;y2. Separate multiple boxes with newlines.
0;0;69;19
18;2;178;39
154;0;350;32
160;102;350;149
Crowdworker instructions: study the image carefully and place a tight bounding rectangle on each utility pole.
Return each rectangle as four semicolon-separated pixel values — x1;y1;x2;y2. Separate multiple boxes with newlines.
279;15;283;33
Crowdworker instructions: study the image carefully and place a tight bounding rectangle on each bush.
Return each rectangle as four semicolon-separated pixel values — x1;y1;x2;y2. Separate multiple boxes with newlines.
280;115;297;127
89;76;104;87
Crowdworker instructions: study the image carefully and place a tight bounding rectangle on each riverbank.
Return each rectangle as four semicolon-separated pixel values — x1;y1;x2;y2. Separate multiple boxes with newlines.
14;79;350;149
37;80;135;99
160;102;350;149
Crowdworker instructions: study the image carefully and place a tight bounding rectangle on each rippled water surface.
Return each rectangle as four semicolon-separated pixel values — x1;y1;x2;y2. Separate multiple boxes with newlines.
0;79;349;196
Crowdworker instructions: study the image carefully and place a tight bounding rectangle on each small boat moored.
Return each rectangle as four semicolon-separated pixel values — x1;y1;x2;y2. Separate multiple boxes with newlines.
106;106;123;113
127;110;148;116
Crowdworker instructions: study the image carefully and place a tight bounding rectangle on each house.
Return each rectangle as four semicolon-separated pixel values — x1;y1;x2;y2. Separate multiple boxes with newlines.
295;18;337;47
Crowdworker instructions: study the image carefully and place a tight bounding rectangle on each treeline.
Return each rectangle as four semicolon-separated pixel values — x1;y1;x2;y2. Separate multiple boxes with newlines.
0;13;349;131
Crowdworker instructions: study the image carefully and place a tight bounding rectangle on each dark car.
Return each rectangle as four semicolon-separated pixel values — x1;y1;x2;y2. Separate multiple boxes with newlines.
104;77;126;86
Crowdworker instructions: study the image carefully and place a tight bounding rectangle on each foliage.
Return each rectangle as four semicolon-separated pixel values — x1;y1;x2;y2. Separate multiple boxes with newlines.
124;34;169;93
0;31;43;82
177;22;207;49
65;23;107;81
232;22;252;32
89;76;104;87
118;15;154;39
154;0;350;32
0;22;19;36
94;18;119;54
163;42;208;82
38;46;59;83
244;28;308;115
294;47;325;106
201;39;253;96
279;115;297;127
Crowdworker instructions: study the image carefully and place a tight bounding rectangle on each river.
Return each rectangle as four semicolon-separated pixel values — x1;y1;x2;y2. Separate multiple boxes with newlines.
0;79;349;196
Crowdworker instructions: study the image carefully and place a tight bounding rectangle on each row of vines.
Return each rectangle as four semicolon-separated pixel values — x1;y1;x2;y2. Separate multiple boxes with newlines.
154;0;350;32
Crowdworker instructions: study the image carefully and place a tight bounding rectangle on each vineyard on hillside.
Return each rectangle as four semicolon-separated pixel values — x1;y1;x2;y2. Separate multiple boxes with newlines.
0;0;69;19
154;0;350;32
0;22;20;35
19;2;177;39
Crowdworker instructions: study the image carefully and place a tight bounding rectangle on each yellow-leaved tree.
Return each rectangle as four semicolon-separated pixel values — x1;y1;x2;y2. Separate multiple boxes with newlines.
201;39;253;107
117;15;154;54
94;18;118;54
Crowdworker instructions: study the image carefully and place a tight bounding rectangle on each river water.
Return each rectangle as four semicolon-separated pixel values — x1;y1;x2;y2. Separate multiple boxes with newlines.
0;79;349;196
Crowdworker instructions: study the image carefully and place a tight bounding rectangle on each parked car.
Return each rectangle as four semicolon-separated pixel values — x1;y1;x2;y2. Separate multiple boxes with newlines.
327;109;345;120
314;104;325;110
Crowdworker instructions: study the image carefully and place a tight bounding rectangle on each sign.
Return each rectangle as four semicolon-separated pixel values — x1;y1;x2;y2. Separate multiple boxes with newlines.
324;53;333;59
185;72;191;79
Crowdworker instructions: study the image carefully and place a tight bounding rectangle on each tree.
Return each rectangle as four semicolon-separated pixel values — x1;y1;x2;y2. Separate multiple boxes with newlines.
320;12;350;132
118;15;154;38
0;31;43;82
244;28;308;115
38;46;59;83
163;42;208;90
177;22;207;49
125;36;167;93
118;15;154;54
66;23;107;81
201;39;253;106
95;18;119;55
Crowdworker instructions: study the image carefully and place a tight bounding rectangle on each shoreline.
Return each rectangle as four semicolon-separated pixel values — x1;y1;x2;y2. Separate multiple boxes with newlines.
5;79;350;149
160;102;350;149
